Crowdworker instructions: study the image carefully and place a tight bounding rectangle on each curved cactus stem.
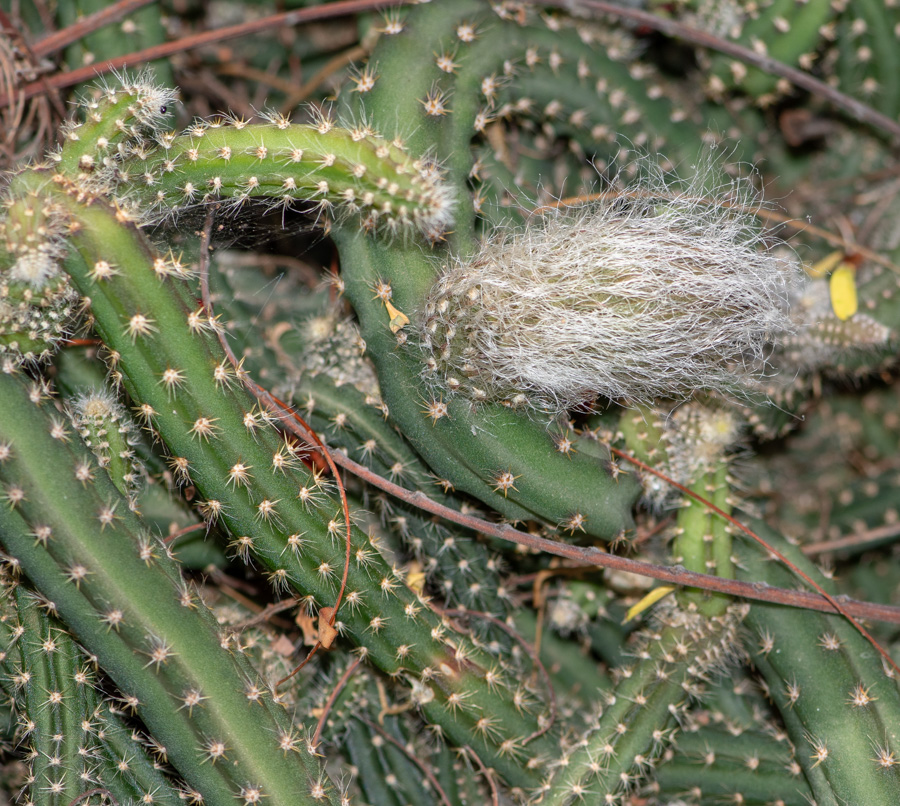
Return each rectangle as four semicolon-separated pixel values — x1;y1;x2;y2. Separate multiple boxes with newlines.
737;523;900;804
36;176;558;787
123;122;454;240
0;368;340;806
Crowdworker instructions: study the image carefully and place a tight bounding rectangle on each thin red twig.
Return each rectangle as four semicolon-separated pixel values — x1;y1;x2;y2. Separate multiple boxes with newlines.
610;447;900;677
559;0;900;142
162;521;204;545
248;398;900;625
69;789;118;806
233;598;299;631
802;521;900;556
312;655;363;748
460;746;500;806
32;0;155;58
0;0;406;108
197;211;351;689
259;389;352;630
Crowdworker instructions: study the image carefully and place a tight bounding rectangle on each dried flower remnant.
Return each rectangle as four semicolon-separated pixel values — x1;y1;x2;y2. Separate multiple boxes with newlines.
422;168;800;413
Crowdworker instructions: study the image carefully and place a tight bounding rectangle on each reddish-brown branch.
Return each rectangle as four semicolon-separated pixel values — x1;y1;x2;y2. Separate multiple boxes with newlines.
0;0;405;108
312;655;363;748
802;521;900;556
460;746;500;806
196;213;350;691
558;0;900;142
162;521;205;545
257;396;900;625
69;789;118;806
31;0;155;59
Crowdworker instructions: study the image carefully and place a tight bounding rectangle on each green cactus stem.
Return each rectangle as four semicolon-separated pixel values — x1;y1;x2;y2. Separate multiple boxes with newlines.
29;167;559;788
123;119;455;241
0;368;341;806
537;601;746;806
738;525;900;804
0;582;183;805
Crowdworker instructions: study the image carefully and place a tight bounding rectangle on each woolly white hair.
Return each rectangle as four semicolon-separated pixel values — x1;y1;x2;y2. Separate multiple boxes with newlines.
422;167;800;412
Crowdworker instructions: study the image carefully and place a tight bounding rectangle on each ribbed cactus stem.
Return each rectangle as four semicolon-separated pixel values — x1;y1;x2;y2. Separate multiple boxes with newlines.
738;526;900;804
122;120;454;240
31;170;557;786
68;387;143;504
0;368;341;806
0;582;183;805
538;601;746;806
0;190;78;365
1;586;86;805
673;463;733;617
654;724;812;805
54;69;178;178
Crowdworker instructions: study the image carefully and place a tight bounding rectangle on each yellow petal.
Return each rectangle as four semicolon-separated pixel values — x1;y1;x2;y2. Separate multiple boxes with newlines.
829;263;858;321
385;300;409;333
806;250;844;279
624;585;675;623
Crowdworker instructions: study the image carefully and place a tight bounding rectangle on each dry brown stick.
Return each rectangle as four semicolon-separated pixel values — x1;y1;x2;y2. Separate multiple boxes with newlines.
255;394;900;624
557;0;900;143
0;0;405;108
802;521;900;556
32;0;155;58
312;655;363;748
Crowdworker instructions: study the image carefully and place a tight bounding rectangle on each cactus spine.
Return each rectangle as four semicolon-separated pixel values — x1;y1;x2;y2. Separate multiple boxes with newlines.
0;368;340;805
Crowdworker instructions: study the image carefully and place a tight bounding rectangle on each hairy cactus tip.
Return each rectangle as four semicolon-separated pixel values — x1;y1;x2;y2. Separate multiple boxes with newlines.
421;162;802;413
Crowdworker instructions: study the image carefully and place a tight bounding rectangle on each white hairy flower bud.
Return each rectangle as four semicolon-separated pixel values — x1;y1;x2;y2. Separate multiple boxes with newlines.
421;168;800;412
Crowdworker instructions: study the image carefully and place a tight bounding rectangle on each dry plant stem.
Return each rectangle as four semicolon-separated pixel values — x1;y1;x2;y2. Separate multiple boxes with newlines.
461;746;500;806
561;0;900;142
234;598;301;632
0;8;66;120
312;655;363;748
360;718;455;806
802;521;900;556
611;447;900;677
31;0;155;58
163;521;205;545
236;396;900;625
0;0;405;108
279;45;370;111
536;192;900;276
214;63;301;98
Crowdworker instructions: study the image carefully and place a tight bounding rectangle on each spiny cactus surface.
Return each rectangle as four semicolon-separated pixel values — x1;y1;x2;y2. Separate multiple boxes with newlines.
0;1;899;805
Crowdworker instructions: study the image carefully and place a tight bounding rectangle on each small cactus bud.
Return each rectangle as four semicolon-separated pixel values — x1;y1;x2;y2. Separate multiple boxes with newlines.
68;389;143;504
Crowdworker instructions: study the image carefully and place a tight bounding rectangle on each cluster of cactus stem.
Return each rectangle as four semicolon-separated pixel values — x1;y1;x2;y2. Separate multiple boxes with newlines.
1;0;900;804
